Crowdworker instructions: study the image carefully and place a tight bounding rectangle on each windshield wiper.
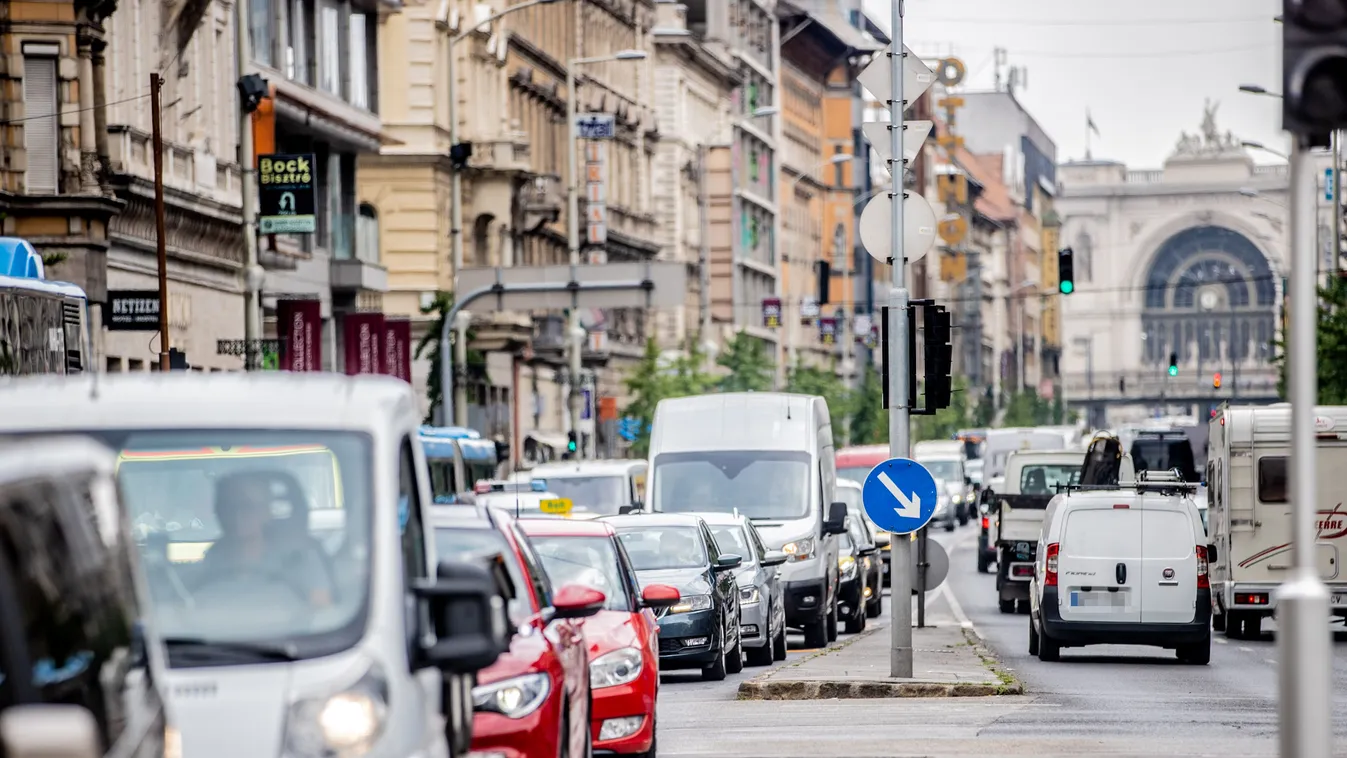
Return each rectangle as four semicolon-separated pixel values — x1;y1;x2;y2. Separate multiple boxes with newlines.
163;637;300;661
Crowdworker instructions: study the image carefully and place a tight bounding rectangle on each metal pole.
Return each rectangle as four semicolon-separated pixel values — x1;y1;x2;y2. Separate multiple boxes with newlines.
1333;130;1341;277
698;144;713;350
565;63;583;457
449;31;463;300
915;527;927;628
454;316;469;427
235;0;262;371
1278;135;1332;758
150;73;171;372
887;0;913;680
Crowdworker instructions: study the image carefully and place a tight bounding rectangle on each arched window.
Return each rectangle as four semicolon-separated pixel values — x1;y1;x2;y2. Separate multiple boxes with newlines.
356;203;379;264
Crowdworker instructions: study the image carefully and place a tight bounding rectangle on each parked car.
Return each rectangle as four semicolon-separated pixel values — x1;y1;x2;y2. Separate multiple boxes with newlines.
602;513;744;681
433;504;603;757
693;512;789;666
836;480;884;620
519;518;680;757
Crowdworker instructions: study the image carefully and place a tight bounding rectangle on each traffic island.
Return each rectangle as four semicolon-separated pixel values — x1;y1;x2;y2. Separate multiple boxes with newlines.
737;619;1022;700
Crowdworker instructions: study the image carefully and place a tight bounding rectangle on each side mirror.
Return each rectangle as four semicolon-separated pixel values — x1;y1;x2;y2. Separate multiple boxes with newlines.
640;584;681;609
965;476;973;487
714;553;743;571
761;550;788;567
0;705;101;758
552;584;606;619
823;502;847;535
1207;544;1219;563
413;560;511;674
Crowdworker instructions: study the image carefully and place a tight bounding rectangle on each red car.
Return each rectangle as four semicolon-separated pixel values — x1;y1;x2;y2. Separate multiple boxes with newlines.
519;518;680;758
432;504;604;758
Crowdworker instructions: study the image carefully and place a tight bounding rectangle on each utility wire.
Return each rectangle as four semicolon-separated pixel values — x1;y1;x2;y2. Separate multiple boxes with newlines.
0;92;152;126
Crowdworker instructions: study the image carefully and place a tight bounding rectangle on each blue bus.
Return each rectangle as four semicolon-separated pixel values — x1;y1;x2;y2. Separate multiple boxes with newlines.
419;425;501;503
0;237;88;376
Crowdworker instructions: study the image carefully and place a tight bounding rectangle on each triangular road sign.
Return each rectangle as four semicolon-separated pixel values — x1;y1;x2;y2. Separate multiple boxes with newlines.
857;45;936;109
863;120;933;167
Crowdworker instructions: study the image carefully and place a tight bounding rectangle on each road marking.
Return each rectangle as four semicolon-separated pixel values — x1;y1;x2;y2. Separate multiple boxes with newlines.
1239;646;1254;652
1215;637;1228;644
934;583;977;632
1265;658;1277;665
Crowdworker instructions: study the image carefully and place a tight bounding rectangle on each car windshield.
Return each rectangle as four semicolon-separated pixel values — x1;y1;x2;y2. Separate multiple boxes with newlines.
534;476;627;515
26;430;375;664
616;526;707;570
1019;464;1081;494
919;459;961;483
653;450;812;520
709;525;752;563
529;535;630;611
434;526;533;624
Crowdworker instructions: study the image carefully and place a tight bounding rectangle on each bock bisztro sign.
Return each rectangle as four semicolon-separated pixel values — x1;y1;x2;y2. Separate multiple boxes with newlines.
258;153;317;234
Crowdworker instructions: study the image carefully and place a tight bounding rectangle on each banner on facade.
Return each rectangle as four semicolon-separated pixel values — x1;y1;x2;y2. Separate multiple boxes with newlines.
854;314;873;346
343;311;385;375
819;317;838;345
258;153;317;234
762;297;782;329
800;296;820;325
105;290;162;331
383;317;413;383
277;298;322;371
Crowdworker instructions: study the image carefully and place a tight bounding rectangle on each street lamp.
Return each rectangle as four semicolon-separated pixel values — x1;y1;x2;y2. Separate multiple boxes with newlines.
1241;140;1289;160
1239;83;1283;98
564;48;648;458
441;0;560;425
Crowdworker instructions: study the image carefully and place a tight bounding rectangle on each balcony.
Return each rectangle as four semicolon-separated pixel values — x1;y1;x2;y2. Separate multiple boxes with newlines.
330;207;388;292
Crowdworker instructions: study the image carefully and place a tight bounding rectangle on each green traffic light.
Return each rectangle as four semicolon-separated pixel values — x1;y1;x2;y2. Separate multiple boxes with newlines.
1059;281;1074;295
1168;365;1178;377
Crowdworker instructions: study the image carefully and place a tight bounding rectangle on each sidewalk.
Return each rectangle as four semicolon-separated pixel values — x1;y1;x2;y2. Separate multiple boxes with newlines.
737;608;1021;700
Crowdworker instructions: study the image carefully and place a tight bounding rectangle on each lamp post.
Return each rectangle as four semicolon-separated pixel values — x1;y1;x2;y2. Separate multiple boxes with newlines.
565;49;647;459
441;0;560;425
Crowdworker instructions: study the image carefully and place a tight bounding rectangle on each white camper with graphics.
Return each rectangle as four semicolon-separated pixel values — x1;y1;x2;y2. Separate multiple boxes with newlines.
1207;403;1347;639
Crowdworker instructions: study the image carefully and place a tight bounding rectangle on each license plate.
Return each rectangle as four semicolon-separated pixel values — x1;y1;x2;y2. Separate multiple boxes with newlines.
1070;590;1127;608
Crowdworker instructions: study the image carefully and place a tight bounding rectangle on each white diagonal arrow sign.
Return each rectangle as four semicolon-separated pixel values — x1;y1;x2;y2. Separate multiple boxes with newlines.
877;471;921;518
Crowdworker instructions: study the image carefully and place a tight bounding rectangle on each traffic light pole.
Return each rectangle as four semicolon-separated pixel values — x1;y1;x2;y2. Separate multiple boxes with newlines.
886;0;913;680
1279;135;1331;758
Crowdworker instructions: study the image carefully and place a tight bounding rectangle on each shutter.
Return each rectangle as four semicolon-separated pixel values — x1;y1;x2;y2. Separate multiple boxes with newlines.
23;56;59;195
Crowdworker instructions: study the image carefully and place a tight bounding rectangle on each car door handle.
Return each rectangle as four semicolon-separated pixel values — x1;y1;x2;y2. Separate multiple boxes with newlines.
1158;581;1179;586
1115;563;1127;585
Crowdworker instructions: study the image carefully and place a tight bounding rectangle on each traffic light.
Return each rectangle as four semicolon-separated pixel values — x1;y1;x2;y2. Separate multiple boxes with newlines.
1168;352;1179;377
1119;377;1126;395
566;430;578;457
1057;248;1075;295
816;260;831;305
923;304;954;411
1282;2;1347;137
1213;372;1222;389
168;348;189;371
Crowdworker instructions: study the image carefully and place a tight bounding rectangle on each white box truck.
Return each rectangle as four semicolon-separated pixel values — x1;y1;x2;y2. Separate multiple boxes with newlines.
1207;403;1347;639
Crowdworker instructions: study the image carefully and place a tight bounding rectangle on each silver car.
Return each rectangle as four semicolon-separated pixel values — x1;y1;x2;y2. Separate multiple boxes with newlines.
695;512;789;666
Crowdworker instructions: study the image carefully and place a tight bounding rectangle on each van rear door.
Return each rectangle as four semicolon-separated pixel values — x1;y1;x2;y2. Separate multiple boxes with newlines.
1139;501;1198;624
1057;503;1142;623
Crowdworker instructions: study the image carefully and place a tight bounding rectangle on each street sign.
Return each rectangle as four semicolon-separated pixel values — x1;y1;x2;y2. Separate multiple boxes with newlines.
861;457;938;535
857;45;936;107
909;537;949;592
862;120;933;165
257;153;316;234
859;191;937;263
105;290;161;331
456;261;687;310
575;113;616;140
1327;167;1334;202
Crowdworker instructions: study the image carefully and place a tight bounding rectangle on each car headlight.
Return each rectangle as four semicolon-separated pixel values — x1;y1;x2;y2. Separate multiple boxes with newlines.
669;593;713;614
590;647;644;689
284;667;389;758
952;493;964;504
739;586;761;604
838;554;857;578
164;726;182;758
472;673;550;719
782;537;816;561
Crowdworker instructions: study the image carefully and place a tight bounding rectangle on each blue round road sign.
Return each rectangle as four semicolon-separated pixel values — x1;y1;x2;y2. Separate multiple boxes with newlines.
862;457;939;535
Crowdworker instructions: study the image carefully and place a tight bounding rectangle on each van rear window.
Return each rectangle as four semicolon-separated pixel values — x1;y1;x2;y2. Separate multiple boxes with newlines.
1257;457;1288;503
1062;509;1141;558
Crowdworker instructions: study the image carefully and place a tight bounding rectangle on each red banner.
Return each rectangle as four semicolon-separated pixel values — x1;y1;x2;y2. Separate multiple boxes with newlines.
343;312;385;375
383;318;412;383
277;299;322;372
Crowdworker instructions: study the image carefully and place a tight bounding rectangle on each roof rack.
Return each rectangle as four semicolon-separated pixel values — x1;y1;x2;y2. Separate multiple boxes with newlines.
1055;467;1197;497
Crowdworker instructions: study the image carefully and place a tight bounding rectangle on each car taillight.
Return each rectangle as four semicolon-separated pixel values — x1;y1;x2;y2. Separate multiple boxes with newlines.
981;516;989;530
1045;543;1059;587
1196;545;1209;590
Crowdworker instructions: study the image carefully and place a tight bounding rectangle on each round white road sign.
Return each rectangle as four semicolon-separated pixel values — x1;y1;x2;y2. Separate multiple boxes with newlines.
859;191;937;265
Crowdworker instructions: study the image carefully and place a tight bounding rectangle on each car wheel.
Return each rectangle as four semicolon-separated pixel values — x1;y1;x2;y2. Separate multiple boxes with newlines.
558;702;571;758
844;594;866;634
1036;629;1061;662
1177;632;1211;665
1212;608;1227;632
772;623;788;660
825;600;839;642
724;622;744;674
1027;616;1039;656
1224;610;1246;640
803;613;827;648
977;553;991;574
701;646;727;681
998;598;1016;614
866;588;883;619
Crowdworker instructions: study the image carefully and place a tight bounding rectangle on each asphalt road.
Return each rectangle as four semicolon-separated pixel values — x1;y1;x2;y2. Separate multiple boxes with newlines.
655;521;1347;757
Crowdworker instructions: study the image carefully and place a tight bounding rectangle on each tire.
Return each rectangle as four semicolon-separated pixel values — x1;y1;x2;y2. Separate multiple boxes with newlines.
998;598;1016;614
724;622;744;674
1212;609;1226;632
803;615;828;648
1245;613;1263;639
746;638;773;667
844;599;866;634
772;623;788;660
1177;632;1211;665
1028;617;1040;656
866;589;883;619
825;601;839;642
701;631;728;681
977;553;991;574
1224;610;1245;640
1016;599;1031;615
1036;629;1061;662
559;702;571;758
944;519;956;532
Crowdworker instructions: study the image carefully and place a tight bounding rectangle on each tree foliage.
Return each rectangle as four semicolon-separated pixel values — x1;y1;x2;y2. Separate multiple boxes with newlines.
786;361;852;447
1001;389;1054;427
849;368;887;445
1276;276;1347;404
620;338;717;457
716;331;774;392
415;292;485;424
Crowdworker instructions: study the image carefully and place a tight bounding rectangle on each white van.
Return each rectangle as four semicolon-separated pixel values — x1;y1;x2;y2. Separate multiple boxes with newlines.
1029;474;1212;664
646;393;848;648
0;373;511;758
510;459;647;515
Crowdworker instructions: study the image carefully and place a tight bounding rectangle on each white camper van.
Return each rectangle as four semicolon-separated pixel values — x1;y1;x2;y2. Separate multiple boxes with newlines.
646;393;848;648
1207;404;1347;639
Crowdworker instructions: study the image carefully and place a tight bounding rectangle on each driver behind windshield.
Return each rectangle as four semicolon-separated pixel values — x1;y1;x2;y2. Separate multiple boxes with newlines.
660;529;703;567
196;473;334;608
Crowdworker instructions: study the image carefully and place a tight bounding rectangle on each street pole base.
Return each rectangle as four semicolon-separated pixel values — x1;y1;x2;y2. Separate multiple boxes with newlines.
889;648;913;679
1276;570;1332;758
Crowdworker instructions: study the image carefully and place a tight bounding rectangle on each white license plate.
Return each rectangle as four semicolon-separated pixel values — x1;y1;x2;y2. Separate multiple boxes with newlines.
1070;590;1127;608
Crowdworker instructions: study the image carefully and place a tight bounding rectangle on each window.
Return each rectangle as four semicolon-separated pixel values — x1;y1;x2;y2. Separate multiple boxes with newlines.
22;52;59;195
512;527;553;609
398;438;427;581
250;0;274;67
348;14;368;109
319;4;342;95
1257;456;1287;503
287;0;314;85
653;450;812;520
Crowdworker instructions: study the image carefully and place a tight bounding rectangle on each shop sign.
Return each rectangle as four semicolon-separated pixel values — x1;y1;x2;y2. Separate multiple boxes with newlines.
106;290;161;331
343;312;385;375
278;299;322;371
258;153;317;234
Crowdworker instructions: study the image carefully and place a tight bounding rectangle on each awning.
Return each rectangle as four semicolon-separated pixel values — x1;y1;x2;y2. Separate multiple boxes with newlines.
787;8;886;54
525;431;569;451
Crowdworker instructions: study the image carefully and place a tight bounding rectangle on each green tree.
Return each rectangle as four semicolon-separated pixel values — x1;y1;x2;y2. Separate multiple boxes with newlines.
666;340;718;397
786;360;852;447
415;292;484;424
912;376;970;442
620;338;716;457
971;385;997;428
1276;276;1347;404
716;331;774;392
848;368;886;445
1001;389;1053;427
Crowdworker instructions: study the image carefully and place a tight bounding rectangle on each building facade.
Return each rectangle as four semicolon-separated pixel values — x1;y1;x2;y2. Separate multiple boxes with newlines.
1055;109;1305;427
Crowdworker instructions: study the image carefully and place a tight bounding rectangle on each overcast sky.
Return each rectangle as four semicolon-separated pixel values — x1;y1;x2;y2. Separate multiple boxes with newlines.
858;0;1285;167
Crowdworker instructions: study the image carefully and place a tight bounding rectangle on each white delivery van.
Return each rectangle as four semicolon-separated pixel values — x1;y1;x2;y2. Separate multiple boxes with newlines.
646;393;848;648
0;373;512;758
1207;404;1347;639
1029;473;1212;664
511;459;647;515
983;428;1068;481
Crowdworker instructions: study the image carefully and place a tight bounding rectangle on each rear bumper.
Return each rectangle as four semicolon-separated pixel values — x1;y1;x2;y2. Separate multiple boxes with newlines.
784;577;828;626
1038;587;1212;647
